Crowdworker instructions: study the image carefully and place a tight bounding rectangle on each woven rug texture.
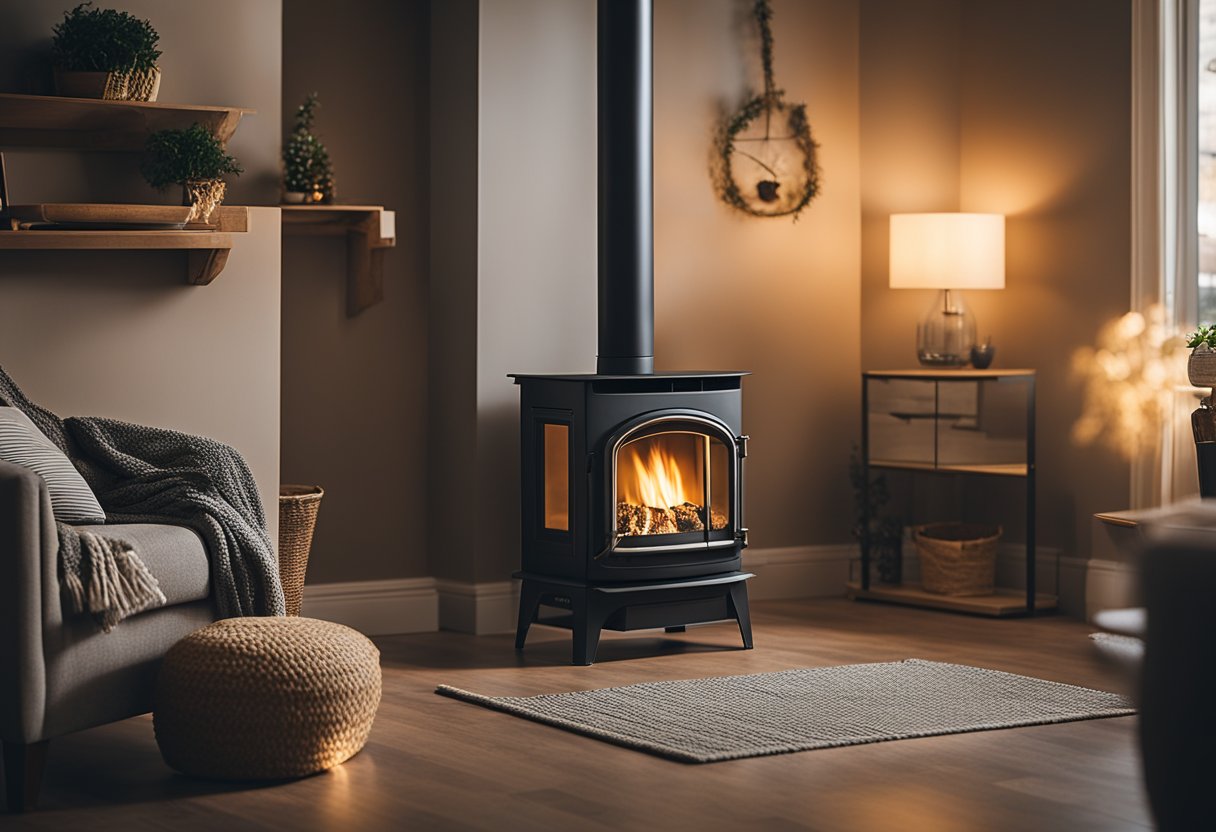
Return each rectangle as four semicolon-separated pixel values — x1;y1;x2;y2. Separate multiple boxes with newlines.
436;658;1134;763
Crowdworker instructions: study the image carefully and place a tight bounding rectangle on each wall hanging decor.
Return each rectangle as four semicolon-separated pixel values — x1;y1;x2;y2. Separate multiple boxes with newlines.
713;0;820;220
282;93;336;204
141;124;242;224
51;2;162;102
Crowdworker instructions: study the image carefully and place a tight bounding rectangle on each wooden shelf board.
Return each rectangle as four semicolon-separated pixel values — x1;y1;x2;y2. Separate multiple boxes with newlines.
0;93;253;151
846;582;1057;617
0;205;253;284
280;205;396;315
865;369;1036;379
868;460;1029;477
0;229;231;250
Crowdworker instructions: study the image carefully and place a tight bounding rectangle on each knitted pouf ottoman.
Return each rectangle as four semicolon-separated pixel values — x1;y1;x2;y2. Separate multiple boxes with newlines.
154;616;381;780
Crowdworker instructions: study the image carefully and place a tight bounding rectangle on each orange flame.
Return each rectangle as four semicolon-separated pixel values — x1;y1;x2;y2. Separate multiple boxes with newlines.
620;442;700;509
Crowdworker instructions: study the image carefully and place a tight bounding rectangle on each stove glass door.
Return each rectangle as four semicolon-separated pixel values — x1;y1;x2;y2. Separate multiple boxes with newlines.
615;430;730;538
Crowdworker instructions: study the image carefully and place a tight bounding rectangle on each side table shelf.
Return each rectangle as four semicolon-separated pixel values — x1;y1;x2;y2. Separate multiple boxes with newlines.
855;368;1054;617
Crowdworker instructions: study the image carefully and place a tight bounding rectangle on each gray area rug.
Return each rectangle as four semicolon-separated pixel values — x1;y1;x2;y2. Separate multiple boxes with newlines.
436;659;1135;763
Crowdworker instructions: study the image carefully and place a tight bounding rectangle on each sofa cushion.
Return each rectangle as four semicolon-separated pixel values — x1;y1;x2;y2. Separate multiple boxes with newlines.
0;406;105;523
73;523;211;607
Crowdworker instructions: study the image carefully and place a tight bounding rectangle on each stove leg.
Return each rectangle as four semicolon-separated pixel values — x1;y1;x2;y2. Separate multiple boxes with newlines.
728;582;753;649
515;580;543;650
572;590;609;666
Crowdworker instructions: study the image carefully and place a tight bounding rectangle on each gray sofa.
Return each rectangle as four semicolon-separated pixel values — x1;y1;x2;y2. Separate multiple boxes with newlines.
0;460;217;812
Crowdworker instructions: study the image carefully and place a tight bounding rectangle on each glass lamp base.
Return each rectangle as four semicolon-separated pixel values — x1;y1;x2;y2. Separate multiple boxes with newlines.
916;289;976;368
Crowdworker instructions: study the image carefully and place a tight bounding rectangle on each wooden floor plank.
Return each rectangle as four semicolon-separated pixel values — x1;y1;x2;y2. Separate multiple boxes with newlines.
3;600;1150;830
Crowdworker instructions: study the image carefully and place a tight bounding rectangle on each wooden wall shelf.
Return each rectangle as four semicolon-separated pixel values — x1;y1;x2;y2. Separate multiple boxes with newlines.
281;205;396;315
0;93;253;151
0;206;249;284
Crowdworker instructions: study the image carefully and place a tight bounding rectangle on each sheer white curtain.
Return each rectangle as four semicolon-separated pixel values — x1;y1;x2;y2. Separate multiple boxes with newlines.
1131;0;1200;507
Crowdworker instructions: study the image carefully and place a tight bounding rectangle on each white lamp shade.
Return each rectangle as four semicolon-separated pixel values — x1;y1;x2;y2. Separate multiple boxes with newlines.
889;213;1006;290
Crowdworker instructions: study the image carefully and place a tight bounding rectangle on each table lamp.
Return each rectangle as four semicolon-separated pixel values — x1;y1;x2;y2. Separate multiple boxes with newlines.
889;213;1005;367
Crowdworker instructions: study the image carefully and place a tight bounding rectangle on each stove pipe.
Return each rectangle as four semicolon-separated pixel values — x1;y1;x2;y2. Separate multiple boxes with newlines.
597;0;654;376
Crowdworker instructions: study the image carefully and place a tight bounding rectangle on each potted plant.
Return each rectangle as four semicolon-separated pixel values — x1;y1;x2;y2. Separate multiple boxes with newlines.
282;93;336;204
51;3;162;101
1186;325;1216;388
849;445;903;584
141;125;242;224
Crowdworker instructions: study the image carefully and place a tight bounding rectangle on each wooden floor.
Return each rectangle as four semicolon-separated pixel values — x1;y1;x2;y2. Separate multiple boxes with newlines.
5;600;1150;831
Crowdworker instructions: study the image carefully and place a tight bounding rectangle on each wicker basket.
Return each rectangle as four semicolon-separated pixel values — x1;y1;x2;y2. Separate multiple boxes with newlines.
278;485;324;616
914;522;1001;596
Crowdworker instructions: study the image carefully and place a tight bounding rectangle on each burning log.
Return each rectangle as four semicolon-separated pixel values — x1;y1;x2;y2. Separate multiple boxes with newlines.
617;501;729;535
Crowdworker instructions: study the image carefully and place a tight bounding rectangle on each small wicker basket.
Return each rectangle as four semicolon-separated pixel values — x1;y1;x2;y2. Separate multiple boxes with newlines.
914;522;1001;596
278;485;324;616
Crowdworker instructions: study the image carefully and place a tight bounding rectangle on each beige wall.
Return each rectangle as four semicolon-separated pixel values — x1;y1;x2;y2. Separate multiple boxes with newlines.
859;0;1132;560
280;0;431;584
0;2;283;537
0;0;282;205
475;0;599;582
0;210;283;542
655;0;862;548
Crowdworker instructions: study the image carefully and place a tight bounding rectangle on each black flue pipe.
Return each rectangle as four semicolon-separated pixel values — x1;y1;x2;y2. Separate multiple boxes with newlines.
597;0;654;376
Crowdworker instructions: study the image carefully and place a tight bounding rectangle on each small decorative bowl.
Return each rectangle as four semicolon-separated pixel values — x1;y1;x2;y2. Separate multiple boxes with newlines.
970;343;996;370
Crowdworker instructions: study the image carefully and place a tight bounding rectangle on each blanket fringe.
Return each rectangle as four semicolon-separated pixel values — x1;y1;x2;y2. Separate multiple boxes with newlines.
62;569;86;615
80;532;167;632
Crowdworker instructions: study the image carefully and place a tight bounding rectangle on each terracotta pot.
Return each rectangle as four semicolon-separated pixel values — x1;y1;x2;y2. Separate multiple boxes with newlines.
1188;347;1216;388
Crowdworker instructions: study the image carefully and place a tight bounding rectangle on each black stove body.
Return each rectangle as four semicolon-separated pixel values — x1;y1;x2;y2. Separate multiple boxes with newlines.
511;372;751;665
510;0;752;665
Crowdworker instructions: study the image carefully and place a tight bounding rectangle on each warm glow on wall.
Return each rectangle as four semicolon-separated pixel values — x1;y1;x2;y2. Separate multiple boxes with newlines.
1071;306;1190;459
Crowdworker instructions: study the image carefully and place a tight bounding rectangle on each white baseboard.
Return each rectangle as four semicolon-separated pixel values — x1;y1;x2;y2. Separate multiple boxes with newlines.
300;577;438;636
743;545;855;600
295;545;1138;637
436;579;521;635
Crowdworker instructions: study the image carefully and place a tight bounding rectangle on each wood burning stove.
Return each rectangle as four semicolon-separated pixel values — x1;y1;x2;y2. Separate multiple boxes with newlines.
510;0;753;665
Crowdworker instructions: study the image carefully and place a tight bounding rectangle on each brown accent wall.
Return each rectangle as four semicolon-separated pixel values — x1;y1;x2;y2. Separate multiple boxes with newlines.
860;0;1132;561
281;0;431;584
654;0;863;548
958;0;1132;559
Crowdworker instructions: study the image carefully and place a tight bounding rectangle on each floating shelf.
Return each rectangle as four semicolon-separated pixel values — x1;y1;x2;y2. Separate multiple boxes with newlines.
0;206;249;284
846;582;1058;617
0;93;253;151
281;205;396;315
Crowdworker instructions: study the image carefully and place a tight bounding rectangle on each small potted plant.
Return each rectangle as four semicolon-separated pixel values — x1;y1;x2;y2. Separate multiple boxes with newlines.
51;3;162;101
1186;325;1216;388
849;445;903;584
141;125;242;224
282;94;336;204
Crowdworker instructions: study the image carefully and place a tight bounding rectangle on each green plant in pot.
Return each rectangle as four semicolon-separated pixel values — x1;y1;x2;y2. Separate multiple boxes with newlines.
51;2;162;101
850;445;903;584
282;93;336;204
1186;324;1216;388
141;125;242;224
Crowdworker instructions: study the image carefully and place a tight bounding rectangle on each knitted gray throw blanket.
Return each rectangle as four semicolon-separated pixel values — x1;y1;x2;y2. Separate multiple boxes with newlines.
0;366;285;630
